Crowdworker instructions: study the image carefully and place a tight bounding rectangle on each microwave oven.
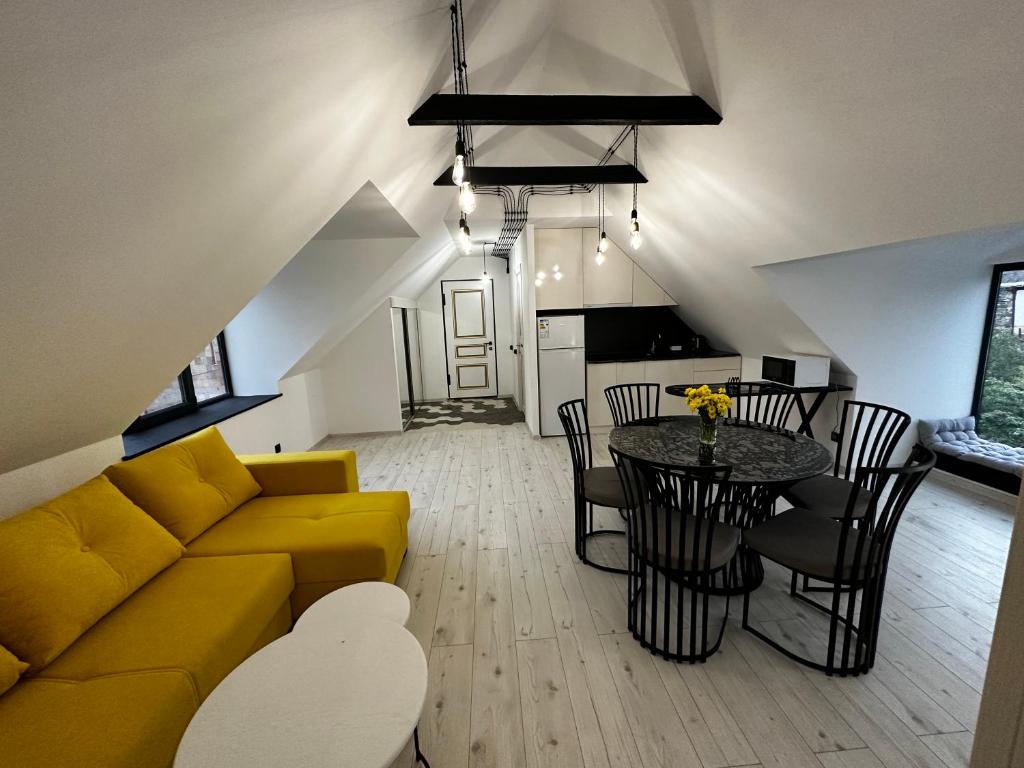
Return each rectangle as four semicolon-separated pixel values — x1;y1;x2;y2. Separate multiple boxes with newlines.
761;354;831;388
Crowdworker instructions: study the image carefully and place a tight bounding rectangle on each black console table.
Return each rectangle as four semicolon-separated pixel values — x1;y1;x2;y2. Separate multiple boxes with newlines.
664;381;854;439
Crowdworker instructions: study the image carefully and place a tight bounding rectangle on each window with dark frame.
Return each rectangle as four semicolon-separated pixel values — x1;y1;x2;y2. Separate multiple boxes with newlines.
973;263;1024;447
125;333;233;433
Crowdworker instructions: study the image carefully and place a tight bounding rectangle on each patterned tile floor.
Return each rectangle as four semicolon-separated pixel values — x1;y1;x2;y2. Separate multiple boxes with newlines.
405;397;525;430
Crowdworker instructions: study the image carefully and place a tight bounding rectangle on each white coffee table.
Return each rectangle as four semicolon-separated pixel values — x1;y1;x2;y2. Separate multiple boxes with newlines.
174;616;428;768
294;582;411;633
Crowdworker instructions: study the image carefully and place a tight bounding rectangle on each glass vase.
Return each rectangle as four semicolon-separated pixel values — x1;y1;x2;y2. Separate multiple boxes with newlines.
698;409;717;464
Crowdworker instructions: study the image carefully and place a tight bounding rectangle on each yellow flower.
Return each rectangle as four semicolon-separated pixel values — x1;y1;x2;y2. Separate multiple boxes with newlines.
684;384;733;420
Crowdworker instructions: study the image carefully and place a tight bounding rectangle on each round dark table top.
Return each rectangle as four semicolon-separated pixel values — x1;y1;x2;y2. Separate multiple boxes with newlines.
608;415;833;485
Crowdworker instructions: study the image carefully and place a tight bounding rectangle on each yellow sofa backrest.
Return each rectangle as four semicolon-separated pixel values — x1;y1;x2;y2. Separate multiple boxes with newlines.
0;476;184;671
104;427;261;544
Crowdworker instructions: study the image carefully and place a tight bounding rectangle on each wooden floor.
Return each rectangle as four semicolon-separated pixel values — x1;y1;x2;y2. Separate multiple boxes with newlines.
319;422;1014;768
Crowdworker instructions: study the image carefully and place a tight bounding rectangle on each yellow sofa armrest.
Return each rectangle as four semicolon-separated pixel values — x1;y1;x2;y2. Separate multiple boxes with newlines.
238;451;360;496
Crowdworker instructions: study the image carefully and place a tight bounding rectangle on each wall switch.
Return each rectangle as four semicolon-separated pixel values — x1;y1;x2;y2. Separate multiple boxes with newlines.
274;443;282;454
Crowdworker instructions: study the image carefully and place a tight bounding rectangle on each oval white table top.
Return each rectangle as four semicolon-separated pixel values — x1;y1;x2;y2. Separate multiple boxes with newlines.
174;617;427;768
294;582;411;633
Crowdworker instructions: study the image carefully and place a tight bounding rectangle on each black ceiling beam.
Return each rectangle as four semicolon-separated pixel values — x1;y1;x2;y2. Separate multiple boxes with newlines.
433;164;647;187
409;94;721;126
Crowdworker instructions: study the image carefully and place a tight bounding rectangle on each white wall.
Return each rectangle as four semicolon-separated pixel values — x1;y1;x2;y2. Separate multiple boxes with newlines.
416;256;514;402
0;438;124;520
0;369;327;520
217;370;327;455
758;224;1024;454
520;227;541;436
225;238;415;394
320;301;403;434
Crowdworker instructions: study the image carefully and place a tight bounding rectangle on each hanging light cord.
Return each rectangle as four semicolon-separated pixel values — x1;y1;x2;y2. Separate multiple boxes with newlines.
632;125;639;212
450;1;473;165
447;2;641;263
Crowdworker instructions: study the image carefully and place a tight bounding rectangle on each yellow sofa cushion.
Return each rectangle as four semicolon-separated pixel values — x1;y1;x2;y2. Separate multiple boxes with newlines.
239;450;360;495
38;554;293;699
104;426;261;544
0;476;184;671
186;491;409;617
0;670;199;768
0;645;28;697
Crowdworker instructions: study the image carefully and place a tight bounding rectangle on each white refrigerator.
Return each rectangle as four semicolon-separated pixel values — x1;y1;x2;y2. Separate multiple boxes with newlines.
537;315;586;436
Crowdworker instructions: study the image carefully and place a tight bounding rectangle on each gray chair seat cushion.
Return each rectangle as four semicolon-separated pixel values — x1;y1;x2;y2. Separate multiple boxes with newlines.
743;508;873;582
639;511;740;572
918;416;1024;477
583;467;628;508
780;474;869;520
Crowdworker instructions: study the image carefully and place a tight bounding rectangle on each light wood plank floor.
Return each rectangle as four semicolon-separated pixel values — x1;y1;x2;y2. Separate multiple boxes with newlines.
318;423;1014;768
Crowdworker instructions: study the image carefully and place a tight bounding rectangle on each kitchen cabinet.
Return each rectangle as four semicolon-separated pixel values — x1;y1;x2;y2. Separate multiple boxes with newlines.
693;356;742;385
585;362;617;427
614;361;645;384
532;227;676;309
643;359;695;416
582;228;633;306
586;356;742;425
632;264;673;307
535;228;583;310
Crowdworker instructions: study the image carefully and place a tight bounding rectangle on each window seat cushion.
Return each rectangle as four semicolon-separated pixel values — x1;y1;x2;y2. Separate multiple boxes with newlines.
918;416;1024;477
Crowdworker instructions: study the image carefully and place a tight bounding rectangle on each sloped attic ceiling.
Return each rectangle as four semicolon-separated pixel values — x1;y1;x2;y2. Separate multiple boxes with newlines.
2;0;1023;473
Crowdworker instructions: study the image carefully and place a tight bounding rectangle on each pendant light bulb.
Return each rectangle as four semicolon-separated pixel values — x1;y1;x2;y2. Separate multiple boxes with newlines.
458;182;476;214
452;139;467;185
535;278;543;287
554;271;563;281
629;209;642;251
457;217;472;255
595;248;606;266
598;232;609;254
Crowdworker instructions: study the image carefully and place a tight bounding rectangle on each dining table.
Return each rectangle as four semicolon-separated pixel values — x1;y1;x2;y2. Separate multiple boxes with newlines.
608;414;833;594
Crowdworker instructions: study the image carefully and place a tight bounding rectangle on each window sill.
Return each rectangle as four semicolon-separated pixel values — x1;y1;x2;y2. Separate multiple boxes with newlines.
121;394;281;459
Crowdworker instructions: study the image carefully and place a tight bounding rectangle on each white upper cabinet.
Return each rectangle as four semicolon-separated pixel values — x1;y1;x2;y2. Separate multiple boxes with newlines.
582;228;633;306
532;227;674;309
632;264;673;307
535;228;583;310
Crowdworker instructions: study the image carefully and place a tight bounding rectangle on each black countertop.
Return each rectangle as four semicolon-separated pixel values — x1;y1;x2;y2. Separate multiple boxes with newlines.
586;349;740;364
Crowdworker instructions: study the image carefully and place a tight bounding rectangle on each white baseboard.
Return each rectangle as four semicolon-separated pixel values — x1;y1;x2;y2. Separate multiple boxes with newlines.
929;467;1019;506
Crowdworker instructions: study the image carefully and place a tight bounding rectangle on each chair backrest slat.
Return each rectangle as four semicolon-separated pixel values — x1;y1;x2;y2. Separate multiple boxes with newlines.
611;447;732;574
557;400;593;496
605;383;661;427
834;400;911;487
726;381;798;430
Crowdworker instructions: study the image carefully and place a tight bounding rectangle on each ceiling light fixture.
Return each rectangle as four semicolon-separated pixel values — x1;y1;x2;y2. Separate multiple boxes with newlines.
595;184;607;265
458;180;476;213
457;217;472;254
452;139;467;185
629;126;643;251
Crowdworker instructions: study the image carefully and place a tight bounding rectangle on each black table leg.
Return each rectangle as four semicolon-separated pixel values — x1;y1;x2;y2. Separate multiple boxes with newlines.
414;726;431;768
795;391;831;438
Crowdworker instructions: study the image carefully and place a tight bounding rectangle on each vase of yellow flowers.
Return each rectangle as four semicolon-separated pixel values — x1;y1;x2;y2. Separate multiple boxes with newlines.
684;385;732;464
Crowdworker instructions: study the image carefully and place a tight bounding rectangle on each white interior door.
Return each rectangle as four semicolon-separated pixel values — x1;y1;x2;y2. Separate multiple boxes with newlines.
443;279;498;399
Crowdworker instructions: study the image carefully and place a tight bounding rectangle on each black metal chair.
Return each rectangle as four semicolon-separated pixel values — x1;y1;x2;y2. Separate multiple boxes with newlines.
611;447;740;663
725;381;798;431
605;383;660;427
781;400;911;521
742;445;936;676
557;399;628;575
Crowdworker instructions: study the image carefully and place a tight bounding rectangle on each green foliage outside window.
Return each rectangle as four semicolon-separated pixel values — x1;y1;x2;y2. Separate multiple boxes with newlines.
977;329;1024;446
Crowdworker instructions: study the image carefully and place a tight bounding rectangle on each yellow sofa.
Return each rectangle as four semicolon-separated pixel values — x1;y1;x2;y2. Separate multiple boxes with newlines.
0;428;409;767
